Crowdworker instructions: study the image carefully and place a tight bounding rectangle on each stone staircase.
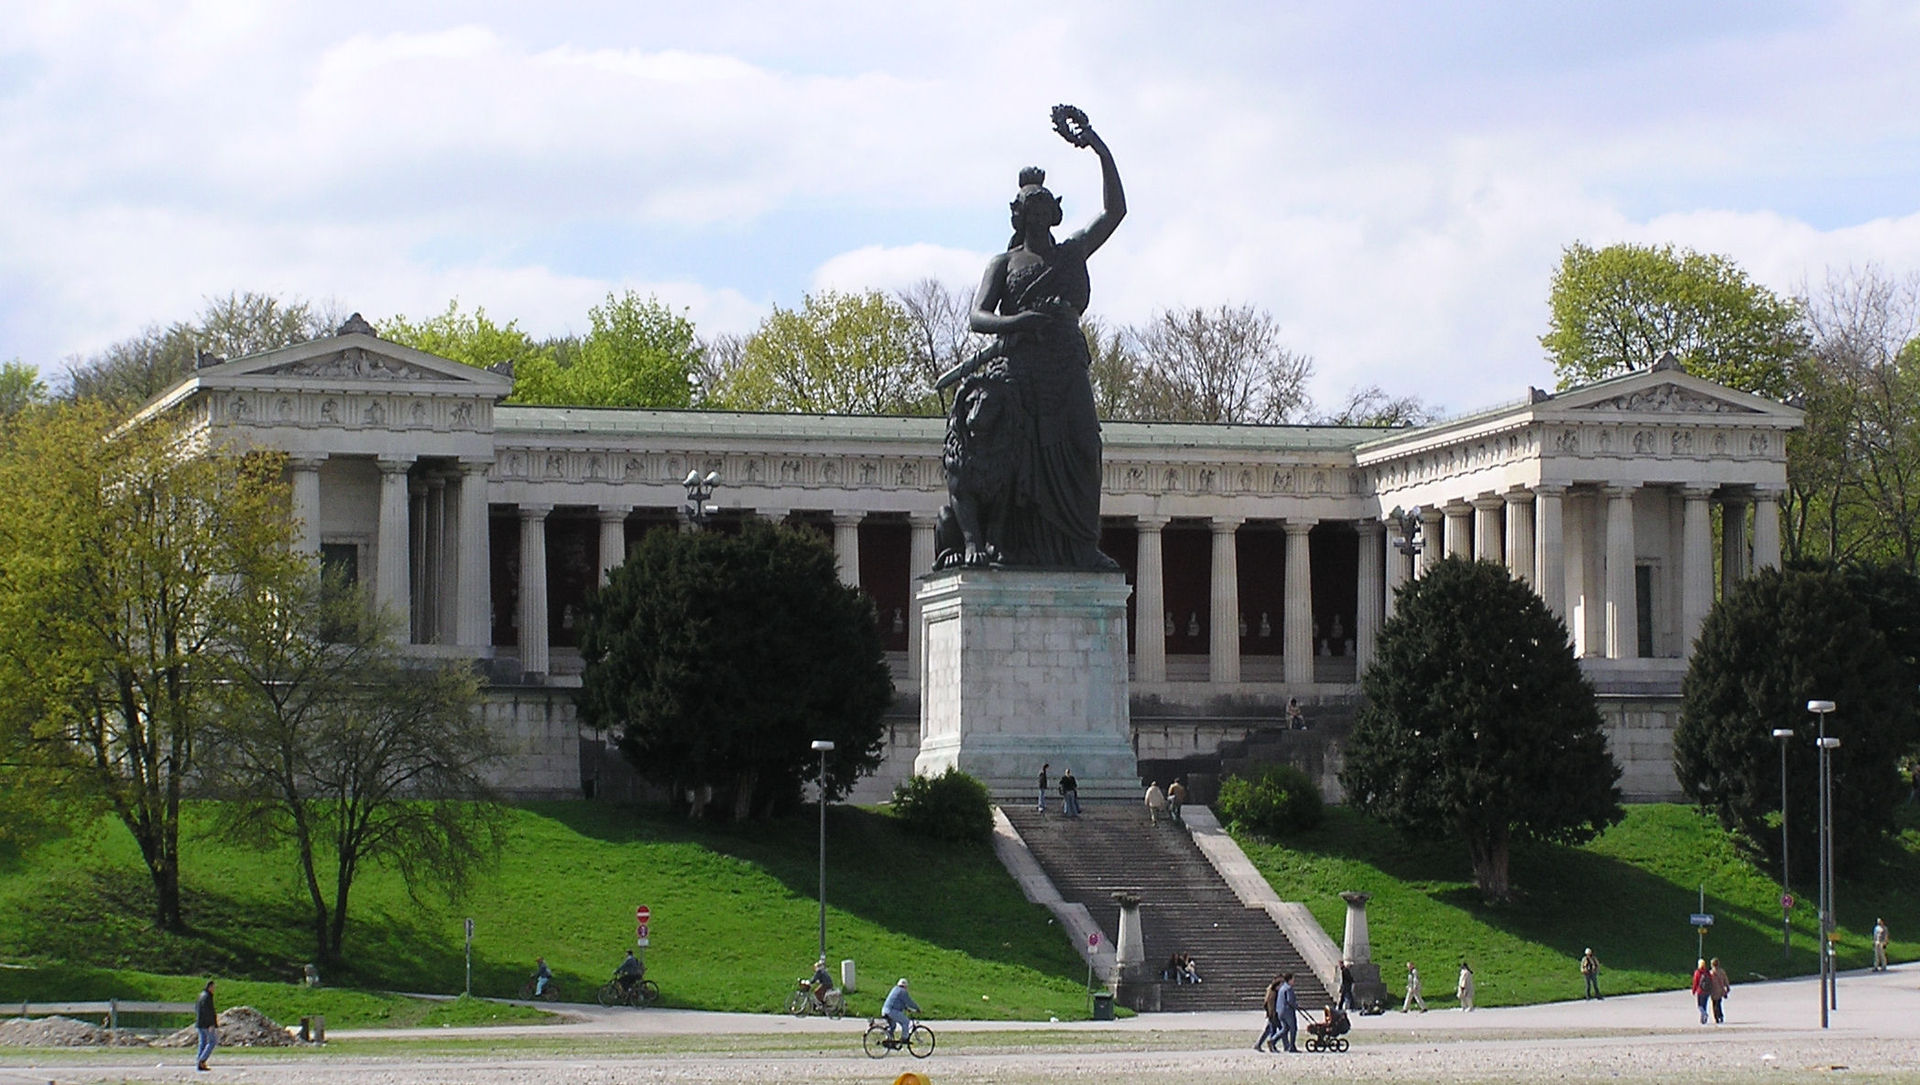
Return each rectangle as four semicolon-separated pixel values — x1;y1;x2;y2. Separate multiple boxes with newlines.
1001;803;1330;1013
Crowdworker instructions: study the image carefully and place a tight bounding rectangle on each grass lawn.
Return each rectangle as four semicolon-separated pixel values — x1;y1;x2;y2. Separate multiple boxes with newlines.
0;800;1094;1025
1236;803;1920;1008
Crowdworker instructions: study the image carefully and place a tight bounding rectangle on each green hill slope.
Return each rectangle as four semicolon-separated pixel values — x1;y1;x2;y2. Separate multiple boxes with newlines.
1238;804;1920;1007
0;801;1092;1024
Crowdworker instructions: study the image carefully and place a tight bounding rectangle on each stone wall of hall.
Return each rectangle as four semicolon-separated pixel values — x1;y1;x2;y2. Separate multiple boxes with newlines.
1597;696;1684;802
481;686;584;800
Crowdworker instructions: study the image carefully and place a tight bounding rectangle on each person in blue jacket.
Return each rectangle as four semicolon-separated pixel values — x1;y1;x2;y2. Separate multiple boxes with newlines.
882;978;922;1045
1276;972;1300;1053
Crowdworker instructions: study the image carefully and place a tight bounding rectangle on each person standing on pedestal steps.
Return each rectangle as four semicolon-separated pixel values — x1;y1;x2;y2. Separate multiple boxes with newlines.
1036;763;1049;813
1059;766;1080;817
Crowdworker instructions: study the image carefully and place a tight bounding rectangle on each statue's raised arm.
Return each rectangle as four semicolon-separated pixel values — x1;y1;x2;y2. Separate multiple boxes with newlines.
1053;105;1125;255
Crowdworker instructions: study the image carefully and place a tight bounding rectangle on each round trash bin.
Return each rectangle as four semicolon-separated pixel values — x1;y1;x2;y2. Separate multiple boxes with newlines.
1091;991;1115;1020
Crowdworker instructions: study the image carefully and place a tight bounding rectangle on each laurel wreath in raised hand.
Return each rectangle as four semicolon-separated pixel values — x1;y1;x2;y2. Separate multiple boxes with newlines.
1050;104;1092;147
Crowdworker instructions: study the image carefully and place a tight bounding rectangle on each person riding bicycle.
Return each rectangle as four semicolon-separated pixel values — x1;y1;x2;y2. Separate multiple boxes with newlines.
881;978;921;1045
532;956;553;998
809;957;835;1006
613;950;644;998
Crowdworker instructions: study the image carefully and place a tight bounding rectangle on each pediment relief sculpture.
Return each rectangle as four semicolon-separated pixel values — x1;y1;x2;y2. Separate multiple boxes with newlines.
1576;383;1759;414
259;347;453;382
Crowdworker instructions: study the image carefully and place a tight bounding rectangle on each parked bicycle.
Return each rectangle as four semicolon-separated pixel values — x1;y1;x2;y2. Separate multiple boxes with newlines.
784;978;845;1018
862;1016;934;1058
598;978;661;1007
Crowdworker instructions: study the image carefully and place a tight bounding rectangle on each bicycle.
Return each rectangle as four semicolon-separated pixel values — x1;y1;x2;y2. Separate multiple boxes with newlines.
784;978;845;1018
516;977;562;1002
862;1016;934;1058
597;977;661;1007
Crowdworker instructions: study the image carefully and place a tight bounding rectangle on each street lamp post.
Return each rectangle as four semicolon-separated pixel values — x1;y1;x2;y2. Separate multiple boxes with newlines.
1807;699;1835;1029
1771;727;1794;961
682;470;721;529
810;739;835;968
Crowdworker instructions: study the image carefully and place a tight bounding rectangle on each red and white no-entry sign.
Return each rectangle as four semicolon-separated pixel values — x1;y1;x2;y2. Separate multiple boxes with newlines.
635;905;652;947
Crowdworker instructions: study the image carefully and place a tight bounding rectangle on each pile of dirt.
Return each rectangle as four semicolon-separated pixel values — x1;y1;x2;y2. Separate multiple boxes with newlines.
0;1015;150;1047
159;1006;301;1048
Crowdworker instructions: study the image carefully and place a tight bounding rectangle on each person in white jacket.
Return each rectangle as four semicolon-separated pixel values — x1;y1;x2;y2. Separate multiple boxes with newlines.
1456;960;1475;1011
1402;962;1426;1012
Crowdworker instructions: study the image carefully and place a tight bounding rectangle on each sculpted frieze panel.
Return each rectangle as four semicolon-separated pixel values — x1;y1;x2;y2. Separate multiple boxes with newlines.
260;347;454;382
1576;383;1758;414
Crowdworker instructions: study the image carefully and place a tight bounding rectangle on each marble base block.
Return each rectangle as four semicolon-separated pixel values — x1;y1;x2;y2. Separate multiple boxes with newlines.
915;569;1138;799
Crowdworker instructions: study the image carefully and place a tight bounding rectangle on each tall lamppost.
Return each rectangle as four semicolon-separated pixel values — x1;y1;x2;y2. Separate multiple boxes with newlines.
1807;699;1835;1028
1771;727;1794;962
682;469;721;529
810;739;835;968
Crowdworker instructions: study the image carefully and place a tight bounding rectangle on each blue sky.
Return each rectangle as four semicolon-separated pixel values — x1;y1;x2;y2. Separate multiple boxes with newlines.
4;1;1919;413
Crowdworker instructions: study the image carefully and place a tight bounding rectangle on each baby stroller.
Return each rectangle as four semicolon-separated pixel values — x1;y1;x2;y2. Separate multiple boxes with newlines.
1303;1006;1351;1053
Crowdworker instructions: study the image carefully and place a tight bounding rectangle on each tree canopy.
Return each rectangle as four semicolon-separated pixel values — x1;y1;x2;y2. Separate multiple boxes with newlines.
1541;241;1807;397
0;403;306;930
577;521;893;821
1128;304;1316;424
1675;564;1918;875
1340;557;1623;900
379;299;545;374
62;292;329;410
706;290;933;415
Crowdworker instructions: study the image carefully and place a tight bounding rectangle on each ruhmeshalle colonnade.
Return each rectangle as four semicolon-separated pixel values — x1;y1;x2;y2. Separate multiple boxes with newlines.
141;326;1800;802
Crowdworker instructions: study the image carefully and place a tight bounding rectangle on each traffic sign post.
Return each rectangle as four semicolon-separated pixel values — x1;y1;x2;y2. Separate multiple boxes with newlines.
635;904;651;948
464;917;475;998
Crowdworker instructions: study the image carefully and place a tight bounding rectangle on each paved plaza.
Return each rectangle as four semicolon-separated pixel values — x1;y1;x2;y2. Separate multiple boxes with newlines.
4;966;1915;1083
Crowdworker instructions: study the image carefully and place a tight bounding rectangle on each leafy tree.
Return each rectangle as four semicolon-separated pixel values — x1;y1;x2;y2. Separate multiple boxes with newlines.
1127;304;1315;423
1676;565;1918;875
0;404;306;930
709;290;934;415
1785;266;1920;568
1341;557;1623;901
1316;384;1438;427
890;768;993;843
1217;764;1324;836
513;291;699;408
1540;241;1807;397
897;278;986;397
577;521;892;821
202;577;505;967
0;360;48;422
62;292;327;410
1083;318;1151;420
379;299;550;374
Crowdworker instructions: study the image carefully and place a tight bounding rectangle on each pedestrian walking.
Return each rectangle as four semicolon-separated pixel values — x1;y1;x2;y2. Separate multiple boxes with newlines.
1060;766;1080;817
1145;781;1168;825
1337;960;1355;1011
1167;777;1187;822
1401;962;1426;1012
1580;947;1602;1000
1257;976;1282;1052
193;979;218;1072
1036;763;1049;812
1277;972;1300;1052
1456;960;1475;1011
1690;958;1711;1024
1873;918;1890;972
1708;958;1730;1024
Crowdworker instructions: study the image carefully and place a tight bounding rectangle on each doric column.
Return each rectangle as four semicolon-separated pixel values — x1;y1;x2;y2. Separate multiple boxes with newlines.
424;477;447;644
375;457;413;635
1534;484;1567;620
517;504;552;676
454;459;493;650
1209;516;1244;684
832;511;862;588
598;506;631;584
1134;515;1170;684
1752;487;1782;572
1283;519;1315;686
1418;507;1445;577
1721;495;1749;599
1503;488;1535;584
1356;520;1384;674
908;513;937;683
1443;502;1473;560
1472;495;1504;562
409;483;430;642
1603;484;1638;659
1681;485;1715;653
288;453;325;558
1384;516;1411;620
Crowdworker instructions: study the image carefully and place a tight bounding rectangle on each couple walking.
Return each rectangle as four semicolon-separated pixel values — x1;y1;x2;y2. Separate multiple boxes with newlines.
1256;973;1300;1053
1690;958;1732;1024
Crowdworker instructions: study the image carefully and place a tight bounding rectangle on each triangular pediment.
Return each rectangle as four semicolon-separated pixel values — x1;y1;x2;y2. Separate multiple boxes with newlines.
1543;367;1798;421
192;327;515;394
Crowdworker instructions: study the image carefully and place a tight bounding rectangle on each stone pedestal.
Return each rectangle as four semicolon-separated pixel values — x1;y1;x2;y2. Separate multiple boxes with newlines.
915;569;1137;798
1340;890;1387;1012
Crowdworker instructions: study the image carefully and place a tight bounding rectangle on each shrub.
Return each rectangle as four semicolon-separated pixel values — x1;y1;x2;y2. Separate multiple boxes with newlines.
890;768;993;843
1217;763;1324;836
